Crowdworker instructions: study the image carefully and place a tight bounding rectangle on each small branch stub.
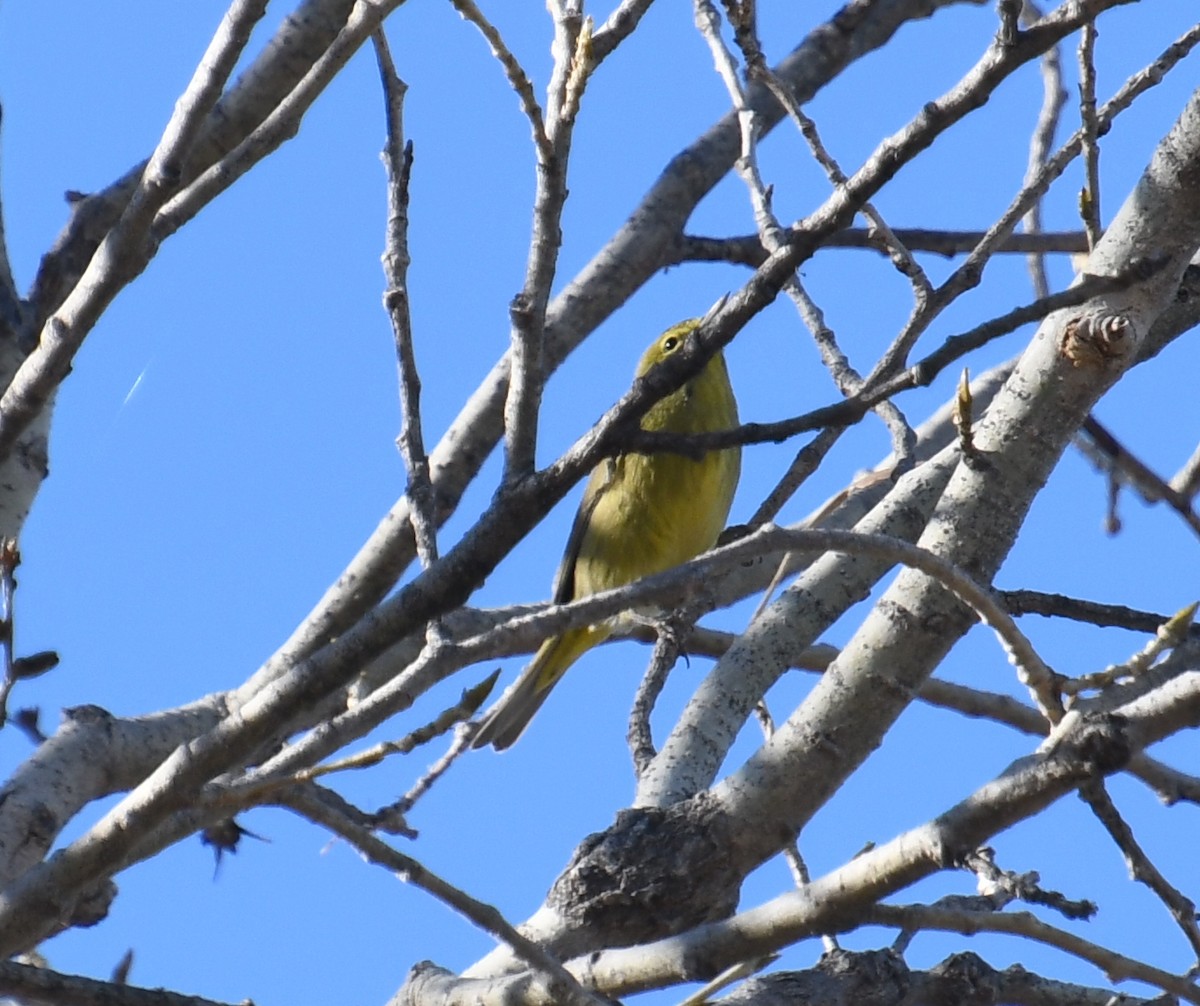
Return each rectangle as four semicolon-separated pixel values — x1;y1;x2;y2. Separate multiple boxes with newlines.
1059;313;1133;368
953;368;978;460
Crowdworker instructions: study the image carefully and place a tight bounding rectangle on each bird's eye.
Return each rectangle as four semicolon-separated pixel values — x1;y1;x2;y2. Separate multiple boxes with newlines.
662;335;679;352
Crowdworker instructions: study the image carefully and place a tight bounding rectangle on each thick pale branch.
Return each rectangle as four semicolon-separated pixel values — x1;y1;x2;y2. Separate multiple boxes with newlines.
867;902;1198;1003
438;670;1200;999
151;0;412;244
0;1;363;540
714;949;1169;1006
0;958;241;1006
0;0;270;462
0;701;225;892
25;0;360;333
692;80;1200;907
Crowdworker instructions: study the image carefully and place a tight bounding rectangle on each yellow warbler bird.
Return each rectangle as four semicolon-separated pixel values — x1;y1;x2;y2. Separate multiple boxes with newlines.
472;318;741;750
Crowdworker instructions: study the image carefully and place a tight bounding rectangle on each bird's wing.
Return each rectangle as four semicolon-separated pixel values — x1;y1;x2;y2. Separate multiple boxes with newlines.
551;456;619;604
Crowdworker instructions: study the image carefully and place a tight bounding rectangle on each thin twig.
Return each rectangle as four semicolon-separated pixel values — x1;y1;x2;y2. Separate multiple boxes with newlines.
1019;0;1067;301
794;279;862;398
1077;19;1103;249
694;0;787;254
554;11;594;131
742;33;932;303
749;426;847;527
753;700;840;953
373;32;442;574
446;0;550;156
962;847;1095;919
282;785;610;1006
1001;588;1200;637
395;722;477;817
672;229;1089;267
626;265;1150;461
866;902;1200;1003
1078;415;1200;540
299;671;495;784
790;279;917;480
502;7;593;487
229;642;455;792
1080;779;1200;959
905;268;1139;389
1060;603;1196;697
628;620;685;778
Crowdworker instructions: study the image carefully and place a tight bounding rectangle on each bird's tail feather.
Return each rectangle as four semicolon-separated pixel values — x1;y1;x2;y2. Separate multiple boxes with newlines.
471;666;556;750
472;626;608;750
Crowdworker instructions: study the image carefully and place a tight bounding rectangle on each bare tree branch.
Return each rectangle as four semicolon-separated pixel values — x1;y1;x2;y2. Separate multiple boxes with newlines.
1077;19;1103;250
282;785;611;1006
451;669;1200;998
374;32;442;574
1080;780;1200;961
1020;0;1068;299
868;901;1199;1003
672;228;1090;266
1077;414;1200;539
0;958;242;1006
0;0;271;461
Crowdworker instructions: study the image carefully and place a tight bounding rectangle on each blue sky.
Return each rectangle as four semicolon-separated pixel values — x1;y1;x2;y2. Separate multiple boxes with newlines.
1;2;1198;1004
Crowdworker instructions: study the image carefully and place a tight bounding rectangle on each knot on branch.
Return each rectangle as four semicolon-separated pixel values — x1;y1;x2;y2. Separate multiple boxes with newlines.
397;962;461;1006
1046;710;1133;777
548;795;740;945
509;291;536;326
66;877;117;930
1059;313;1134;369
723;949;1114;1006
925;951;1009;1004
720;949;910;1006
1071;712;1133;775
815;949;910;1002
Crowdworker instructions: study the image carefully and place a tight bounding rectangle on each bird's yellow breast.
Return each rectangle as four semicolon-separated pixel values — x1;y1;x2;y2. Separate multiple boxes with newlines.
573;349;740;596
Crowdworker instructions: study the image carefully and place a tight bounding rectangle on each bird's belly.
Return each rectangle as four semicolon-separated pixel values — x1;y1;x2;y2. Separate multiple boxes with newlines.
574;451;733;596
